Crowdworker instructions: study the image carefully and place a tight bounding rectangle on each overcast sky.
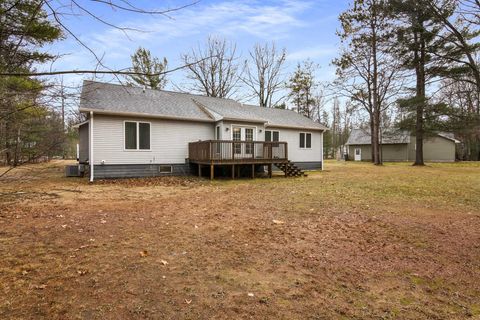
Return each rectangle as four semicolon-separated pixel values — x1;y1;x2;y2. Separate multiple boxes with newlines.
45;0;347;106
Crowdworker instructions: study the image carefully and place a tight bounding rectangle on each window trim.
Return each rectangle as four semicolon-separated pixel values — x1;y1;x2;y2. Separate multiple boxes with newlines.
299;132;312;149
265;130;280;142
123;120;152;151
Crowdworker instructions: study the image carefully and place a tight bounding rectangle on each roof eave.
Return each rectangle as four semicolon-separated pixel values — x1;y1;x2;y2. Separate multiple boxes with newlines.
72;120;89;128
265;123;327;131
79;108;215;123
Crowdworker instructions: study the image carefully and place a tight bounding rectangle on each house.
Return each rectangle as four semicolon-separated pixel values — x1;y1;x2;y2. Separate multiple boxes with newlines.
76;81;328;181
345;128;460;162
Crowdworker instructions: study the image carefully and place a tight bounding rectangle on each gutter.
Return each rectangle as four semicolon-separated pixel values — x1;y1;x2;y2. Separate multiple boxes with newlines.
265;123;327;132
72;120;89;128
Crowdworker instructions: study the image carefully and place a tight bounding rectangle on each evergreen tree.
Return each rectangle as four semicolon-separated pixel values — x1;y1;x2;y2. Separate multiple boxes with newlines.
390;0;454;165
287;61;317;118
0;0;62;165
128;47;168;90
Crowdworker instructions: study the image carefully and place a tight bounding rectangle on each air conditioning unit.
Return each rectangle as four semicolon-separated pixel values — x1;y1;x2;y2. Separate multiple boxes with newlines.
65;165;82;177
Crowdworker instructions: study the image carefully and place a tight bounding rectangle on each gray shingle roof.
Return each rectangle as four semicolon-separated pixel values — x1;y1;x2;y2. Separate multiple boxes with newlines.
346;128;410;145
79;81;327;131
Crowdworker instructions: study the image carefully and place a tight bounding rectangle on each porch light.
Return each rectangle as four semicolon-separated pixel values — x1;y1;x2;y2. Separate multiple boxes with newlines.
225;127;229;131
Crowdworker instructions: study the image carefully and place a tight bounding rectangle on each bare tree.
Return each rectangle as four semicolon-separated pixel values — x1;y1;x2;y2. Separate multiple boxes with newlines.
181;36;241;98
334;0;403;165
242;43;286;107
0;0;199;78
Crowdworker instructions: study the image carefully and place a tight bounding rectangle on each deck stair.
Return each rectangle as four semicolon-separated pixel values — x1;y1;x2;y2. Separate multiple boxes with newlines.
274;161;307;177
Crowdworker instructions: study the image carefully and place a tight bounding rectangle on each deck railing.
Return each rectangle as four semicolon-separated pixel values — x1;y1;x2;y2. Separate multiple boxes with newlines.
188;140;288;163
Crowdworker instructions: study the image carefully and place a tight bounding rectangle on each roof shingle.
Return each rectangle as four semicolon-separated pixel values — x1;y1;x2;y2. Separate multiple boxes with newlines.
79;81;327;131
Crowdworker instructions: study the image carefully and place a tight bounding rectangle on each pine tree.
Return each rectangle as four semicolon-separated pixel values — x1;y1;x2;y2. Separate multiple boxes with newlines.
287;61;317;118
128;47;168;90
390;0;454;165
0;0;62;165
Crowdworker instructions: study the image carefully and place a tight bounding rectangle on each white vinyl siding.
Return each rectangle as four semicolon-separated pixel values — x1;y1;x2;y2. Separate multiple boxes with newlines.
267;127;322;162
92;115;213;165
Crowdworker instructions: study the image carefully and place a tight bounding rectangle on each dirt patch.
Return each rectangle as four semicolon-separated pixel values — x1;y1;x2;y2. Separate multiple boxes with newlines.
0;161;479;319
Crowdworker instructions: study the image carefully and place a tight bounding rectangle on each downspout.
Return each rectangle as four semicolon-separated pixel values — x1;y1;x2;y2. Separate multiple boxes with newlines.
89;111;94;182
321;130;324;171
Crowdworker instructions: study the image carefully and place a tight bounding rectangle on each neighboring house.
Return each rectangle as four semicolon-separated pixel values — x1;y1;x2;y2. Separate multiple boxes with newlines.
76;81;328;180
346;128;460;162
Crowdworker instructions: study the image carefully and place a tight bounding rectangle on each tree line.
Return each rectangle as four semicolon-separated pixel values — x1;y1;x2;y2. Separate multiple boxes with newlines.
334;0;479;164
0;0;478;169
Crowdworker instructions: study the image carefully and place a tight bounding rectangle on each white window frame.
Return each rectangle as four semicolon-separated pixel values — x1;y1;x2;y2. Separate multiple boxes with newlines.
123;120;152;151
229;124;257;141
299;132;312;149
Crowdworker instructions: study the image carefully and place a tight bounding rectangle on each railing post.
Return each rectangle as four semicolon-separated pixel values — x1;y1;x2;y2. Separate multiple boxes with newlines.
285;142;288;160
232;141;235;160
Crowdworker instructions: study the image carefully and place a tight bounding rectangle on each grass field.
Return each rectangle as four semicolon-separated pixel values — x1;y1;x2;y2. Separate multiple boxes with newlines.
1;160;479;319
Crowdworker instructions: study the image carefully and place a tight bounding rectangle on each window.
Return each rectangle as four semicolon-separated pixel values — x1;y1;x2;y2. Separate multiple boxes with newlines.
273;131;279;142
159;165;172;173
233;127;241;154
139;123;150;150
265;130;279;142
265;130;271;142
125;121;150;150
245;128;254;154
355;148;360;155
299;132;312;149
125;122;137;149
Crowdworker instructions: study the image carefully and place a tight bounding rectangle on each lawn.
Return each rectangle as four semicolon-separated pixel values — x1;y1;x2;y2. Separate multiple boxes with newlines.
1;160;479;319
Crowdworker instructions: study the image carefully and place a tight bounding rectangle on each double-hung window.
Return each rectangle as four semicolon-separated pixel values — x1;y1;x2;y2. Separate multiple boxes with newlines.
265;130;279;142
299;132;312;149
125;121;150;150
265;130;280;147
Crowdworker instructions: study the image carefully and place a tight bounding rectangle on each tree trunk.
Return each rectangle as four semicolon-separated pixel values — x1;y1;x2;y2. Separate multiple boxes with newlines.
413;27;426;166
371;6;381;165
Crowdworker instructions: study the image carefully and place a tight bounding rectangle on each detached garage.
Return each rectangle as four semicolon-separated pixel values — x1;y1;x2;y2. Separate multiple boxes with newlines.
346;129;460;162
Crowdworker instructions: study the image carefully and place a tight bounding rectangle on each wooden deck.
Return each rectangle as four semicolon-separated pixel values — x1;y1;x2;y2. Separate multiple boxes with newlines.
188;140;289;179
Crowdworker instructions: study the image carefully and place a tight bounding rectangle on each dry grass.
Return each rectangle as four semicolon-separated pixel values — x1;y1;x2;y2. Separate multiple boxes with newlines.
1;160;479;319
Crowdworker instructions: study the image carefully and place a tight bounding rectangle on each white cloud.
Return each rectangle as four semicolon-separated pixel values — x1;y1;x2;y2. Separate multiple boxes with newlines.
86;0;314;51
287;46;337;62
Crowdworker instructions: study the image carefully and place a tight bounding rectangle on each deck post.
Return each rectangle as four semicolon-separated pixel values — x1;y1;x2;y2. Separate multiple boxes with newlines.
210;163;214;180
232;164;235;179
268;163;272;178
252;164;255;179
198;164;202;177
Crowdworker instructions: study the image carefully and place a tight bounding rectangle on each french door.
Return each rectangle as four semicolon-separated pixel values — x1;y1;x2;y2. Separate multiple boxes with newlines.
233;126;255;157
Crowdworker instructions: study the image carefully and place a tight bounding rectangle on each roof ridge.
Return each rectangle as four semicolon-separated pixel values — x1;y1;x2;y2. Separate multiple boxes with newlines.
82;80;239;102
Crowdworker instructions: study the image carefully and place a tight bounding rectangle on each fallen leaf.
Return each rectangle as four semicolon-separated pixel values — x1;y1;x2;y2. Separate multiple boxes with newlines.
34;284;47;290
185;299;192;304
248;293;255;297
77;270;88;276
272;220;285;225
140;250;148;257
160;259;168;265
